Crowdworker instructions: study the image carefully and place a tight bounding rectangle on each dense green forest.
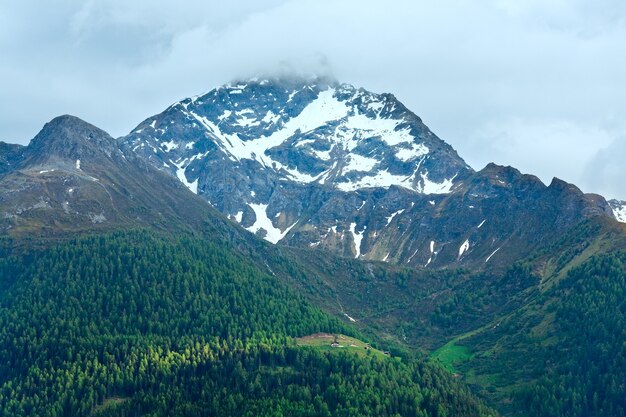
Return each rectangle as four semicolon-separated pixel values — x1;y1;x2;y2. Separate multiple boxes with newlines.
0;231;493;417
456;252;626;417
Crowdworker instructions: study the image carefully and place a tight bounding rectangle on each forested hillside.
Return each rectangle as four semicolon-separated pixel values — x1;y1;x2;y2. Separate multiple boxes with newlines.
0;231;493;417
453;252;626;417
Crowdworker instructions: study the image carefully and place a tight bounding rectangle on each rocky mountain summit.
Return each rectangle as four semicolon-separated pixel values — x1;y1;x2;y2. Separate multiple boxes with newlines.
123;77;470;195
0;115;231;237
120;77;614;268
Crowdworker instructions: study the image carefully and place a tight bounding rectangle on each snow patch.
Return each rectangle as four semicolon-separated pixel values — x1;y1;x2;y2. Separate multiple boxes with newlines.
343;112;413;146
234;112;260;128
419;172;455;194
161;141;179;152
395;143;429;162
367;101;383;112
171;159;198;194
425;241;435;267
349;222;366;258
75;159;81;170
458;239;470;257
280;165;320;183
245;203;296;244
485;248;501;263
295;139;316;148
386;209;405;226
312;147;333;161
343;154;378;173
262;110;280;124
218;110;232;121
336;169;411;192
611;203;626;223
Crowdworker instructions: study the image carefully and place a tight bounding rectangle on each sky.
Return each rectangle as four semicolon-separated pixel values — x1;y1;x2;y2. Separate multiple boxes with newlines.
1;0;625;199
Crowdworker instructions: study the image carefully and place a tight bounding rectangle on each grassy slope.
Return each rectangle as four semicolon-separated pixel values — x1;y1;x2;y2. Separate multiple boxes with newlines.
427;217;626;416
296;333;389;359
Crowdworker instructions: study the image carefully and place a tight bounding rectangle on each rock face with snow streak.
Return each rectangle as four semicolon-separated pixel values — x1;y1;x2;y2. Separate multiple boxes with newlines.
120;77;614;268
609;200;626;223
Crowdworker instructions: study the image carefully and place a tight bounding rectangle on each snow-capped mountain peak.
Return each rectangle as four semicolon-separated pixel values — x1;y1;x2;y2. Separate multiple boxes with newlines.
120;77;610;268
125;77;470;196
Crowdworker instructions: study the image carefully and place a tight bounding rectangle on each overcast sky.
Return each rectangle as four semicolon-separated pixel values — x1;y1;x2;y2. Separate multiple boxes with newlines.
1;0;625;199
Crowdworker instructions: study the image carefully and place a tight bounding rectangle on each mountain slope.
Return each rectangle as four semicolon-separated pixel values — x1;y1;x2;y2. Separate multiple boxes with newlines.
0;115;245;239
448;250;626;417
2;86;624;417
120;77;613;269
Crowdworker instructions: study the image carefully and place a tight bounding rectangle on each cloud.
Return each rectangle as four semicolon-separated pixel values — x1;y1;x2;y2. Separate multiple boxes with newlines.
460;117;618;184
583;137;626;199
1;0;625;198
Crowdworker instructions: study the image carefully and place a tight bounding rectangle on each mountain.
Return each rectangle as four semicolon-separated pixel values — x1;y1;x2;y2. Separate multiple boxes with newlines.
121;77;614;269
0;115;247;239
2;80;624;417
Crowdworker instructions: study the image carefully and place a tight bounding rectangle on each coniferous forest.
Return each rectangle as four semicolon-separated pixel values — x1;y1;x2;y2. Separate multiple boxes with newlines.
0;231;493;417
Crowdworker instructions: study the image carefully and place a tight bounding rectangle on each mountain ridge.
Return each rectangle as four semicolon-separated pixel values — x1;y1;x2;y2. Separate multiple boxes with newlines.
0;115;246;239
118;76;616;269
